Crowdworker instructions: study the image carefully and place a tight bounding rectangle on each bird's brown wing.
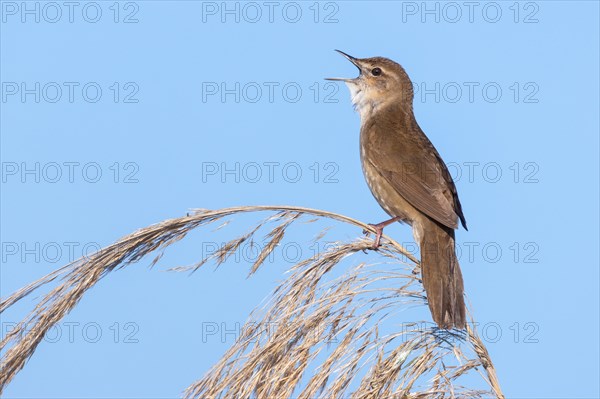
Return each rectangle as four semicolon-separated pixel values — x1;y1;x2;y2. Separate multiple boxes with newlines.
364;116;467;230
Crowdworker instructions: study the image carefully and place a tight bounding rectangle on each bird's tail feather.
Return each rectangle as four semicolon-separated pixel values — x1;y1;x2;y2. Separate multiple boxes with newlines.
419;217;466;329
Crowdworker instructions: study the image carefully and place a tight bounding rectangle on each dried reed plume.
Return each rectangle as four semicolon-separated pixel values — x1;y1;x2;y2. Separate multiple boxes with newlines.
0;205;504;398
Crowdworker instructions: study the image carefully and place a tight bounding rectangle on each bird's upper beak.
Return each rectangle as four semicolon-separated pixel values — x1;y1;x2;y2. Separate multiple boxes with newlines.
325;50;362;82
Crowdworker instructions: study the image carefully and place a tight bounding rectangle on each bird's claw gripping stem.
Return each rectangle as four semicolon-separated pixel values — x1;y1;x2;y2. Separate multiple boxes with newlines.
362;216;402;251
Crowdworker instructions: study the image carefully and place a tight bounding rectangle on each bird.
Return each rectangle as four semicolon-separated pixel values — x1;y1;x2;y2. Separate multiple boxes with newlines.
327;50;467;329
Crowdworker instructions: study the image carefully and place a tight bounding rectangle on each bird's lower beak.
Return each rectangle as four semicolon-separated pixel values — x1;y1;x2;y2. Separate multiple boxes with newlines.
325;77;353;82
325;49;361;82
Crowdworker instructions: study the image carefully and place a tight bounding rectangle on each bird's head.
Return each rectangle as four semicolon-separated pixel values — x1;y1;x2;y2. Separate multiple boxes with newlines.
326;50;414;119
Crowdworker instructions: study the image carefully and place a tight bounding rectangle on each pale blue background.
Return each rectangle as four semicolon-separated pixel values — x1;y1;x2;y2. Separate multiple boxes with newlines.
1;1;599;398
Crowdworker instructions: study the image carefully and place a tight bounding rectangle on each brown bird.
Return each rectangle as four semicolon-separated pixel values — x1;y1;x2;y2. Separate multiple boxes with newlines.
327;50;467;329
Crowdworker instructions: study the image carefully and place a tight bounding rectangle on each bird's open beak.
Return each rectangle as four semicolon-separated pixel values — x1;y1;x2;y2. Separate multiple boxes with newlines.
325;50;361;82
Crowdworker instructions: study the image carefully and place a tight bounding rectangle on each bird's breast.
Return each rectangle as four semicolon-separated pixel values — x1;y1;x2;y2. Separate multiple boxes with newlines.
360;142;420;226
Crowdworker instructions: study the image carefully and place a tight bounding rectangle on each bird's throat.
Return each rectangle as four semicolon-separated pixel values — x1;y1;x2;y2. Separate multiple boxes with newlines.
345;81;378;122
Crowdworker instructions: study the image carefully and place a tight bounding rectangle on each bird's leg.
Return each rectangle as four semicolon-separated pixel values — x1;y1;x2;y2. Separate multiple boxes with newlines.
363;216;402;250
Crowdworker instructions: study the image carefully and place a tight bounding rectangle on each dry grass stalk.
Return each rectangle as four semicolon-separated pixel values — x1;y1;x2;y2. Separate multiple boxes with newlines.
0;205;503;398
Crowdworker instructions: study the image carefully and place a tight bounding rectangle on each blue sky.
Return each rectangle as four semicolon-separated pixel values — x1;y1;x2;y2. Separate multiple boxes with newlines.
1;1;599;397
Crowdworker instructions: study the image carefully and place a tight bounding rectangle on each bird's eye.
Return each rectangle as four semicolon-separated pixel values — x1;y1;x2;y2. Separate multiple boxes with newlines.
371;67;382;76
